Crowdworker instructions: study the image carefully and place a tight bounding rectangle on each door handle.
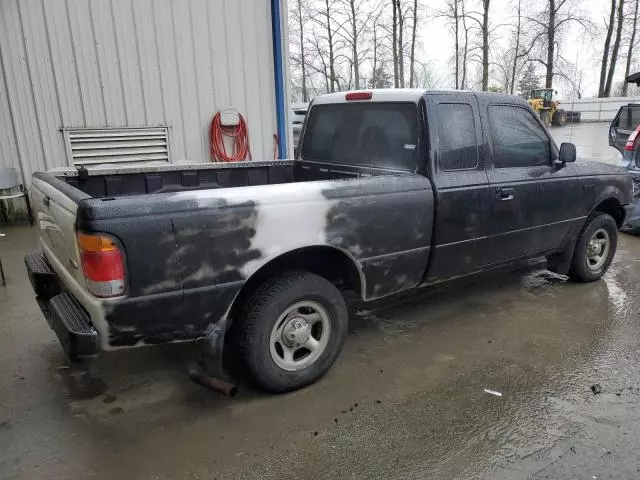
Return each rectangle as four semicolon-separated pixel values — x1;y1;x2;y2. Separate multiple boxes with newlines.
497;187;515;201
43;196;50;207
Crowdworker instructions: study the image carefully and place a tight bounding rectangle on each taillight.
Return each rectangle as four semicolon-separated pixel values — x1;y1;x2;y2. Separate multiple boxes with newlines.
77;233;125;298
626;125;640;151
345;91;372;101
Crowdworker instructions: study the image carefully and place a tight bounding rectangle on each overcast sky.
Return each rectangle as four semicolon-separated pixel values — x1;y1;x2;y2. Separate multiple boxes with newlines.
417;0;618;99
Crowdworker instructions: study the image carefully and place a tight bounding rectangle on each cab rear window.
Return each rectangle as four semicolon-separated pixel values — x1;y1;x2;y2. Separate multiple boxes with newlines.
300;102;418;170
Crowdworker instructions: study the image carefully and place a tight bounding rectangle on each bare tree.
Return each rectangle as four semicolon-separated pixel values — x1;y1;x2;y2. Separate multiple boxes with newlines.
306;28;331;93
409;0;419;87
599;0;617;97
311;0;341;92
509;0;524;94
443;0;461;89
460;0;471;88
392;0;399;87
461;0;492;91
291;0;309;101
398;0;406;87
525;0;595;89
622;0;639;96
413;60;440;88
335;0;377;90
604;0;626;96
480;0;490;91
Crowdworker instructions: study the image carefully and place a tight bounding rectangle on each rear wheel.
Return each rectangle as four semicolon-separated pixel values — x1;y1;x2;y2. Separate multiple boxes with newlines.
232;271;348;393
568;212;618;282
552;109;567;126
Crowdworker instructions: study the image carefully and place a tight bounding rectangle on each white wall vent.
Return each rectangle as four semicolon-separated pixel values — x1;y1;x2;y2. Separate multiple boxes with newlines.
64;127;170;166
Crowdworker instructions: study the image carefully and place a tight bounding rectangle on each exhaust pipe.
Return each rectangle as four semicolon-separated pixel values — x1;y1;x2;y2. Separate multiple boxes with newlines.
189;363;238;397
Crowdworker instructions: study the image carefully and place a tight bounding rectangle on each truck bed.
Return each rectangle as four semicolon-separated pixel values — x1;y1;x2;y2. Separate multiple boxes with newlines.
31;159;434;351
46;160;381;199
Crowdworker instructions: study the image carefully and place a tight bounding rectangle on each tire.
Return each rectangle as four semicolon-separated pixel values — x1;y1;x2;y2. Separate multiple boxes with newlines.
558;110;567;126
568;212;618;282
552;109;567;126
232;271;348;393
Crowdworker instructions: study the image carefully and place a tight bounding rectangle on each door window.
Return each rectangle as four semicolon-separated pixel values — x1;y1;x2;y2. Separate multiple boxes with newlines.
615;105;640;131
437;103;478;171
489;106;551;168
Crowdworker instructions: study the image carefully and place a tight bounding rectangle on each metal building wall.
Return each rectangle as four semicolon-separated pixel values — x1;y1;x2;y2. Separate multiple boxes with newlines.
0;0;280;186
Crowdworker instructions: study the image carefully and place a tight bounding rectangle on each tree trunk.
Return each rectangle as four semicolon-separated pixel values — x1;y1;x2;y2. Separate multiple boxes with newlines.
481;0;490;91
392;0;399;87
599;0;616;97
622;0;639;96
604;0;625;96
545;0;555;88
454;0;460;89
398;1;405;87
372;22;378;88
350;0;360;89
325;0;336;92
409;0;418;87
297;0;307;101
461;0;468;89
509;0;521;95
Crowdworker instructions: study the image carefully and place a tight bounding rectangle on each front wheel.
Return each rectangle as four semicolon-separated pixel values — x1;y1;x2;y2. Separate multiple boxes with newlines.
232;271;348;393
568;212;618;282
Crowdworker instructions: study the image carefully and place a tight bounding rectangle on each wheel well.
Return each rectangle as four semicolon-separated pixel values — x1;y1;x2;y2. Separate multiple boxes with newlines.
228;246;363;322
593;197;625;228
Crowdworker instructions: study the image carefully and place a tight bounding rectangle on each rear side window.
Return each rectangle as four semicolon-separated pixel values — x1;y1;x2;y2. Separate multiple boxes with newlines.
437;103;478;170
489;105;551;168
301;102;418;170
617;106;640;131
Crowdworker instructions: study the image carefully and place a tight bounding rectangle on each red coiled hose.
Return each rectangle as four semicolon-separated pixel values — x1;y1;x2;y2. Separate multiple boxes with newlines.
209;111;251;162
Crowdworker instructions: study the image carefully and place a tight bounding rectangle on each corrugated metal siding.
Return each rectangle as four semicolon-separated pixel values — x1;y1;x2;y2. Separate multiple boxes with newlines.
0;0;280;185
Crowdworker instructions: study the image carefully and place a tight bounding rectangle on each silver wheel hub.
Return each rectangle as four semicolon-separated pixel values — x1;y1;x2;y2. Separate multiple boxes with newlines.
282;317;310;347
587;239;602;256
269;301;331;372
586;228;610;271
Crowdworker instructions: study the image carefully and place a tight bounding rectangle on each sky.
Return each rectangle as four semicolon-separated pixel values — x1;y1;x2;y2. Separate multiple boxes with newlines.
415;0;622;99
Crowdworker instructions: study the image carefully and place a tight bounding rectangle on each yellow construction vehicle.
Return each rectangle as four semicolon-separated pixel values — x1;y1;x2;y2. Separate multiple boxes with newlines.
527;88;568;126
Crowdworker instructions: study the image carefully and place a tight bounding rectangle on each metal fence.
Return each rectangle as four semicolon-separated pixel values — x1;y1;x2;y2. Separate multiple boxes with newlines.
562;96;640;122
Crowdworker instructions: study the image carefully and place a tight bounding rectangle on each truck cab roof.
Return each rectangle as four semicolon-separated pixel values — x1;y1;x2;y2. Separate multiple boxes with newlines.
311;88;529;107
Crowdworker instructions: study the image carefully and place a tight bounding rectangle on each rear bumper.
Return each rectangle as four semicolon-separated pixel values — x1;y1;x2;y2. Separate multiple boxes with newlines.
25;251;99;359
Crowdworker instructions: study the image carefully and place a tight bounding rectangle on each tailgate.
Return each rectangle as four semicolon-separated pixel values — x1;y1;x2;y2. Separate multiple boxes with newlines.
31;173;89;287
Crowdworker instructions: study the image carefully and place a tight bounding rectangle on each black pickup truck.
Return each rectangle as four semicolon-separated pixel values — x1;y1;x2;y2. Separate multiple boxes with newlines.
26;89;632;393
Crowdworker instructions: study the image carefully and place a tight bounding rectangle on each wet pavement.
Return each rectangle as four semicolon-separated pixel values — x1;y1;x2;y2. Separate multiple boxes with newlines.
2;123;639;479
550;122;621;165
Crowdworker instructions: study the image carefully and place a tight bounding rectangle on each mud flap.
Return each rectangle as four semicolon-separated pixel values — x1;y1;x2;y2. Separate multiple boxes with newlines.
190;318;237;396
546;239;576;275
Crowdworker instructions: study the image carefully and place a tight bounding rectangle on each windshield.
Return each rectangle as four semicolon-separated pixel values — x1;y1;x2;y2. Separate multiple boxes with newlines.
532;89;553;101
300;102;418;170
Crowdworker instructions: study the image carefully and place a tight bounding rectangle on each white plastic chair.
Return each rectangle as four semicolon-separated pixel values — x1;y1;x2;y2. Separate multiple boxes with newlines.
0;167;33;225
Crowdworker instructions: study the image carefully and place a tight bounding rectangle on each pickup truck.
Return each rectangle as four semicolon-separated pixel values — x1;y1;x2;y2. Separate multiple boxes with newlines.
26;89;633;393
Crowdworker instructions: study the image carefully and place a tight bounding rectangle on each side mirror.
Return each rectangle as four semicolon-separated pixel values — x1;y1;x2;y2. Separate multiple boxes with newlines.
559;142;576;163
